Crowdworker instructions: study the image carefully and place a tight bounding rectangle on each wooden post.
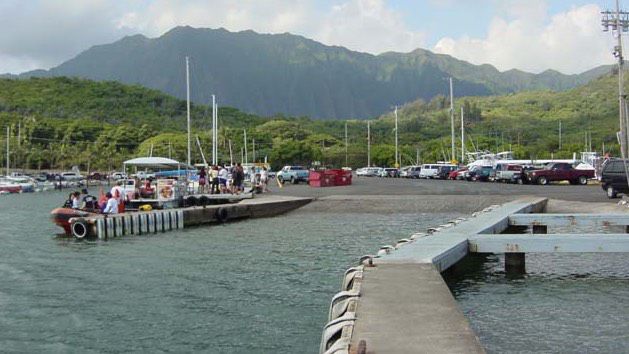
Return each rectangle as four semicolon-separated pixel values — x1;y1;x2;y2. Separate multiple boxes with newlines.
505;253;525;274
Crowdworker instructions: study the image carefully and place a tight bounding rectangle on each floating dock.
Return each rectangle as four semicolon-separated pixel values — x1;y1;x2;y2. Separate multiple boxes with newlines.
320;197;629;353
68;196;312;239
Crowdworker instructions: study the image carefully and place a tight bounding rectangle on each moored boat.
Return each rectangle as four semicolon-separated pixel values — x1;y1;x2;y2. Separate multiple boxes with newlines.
50;208;99;235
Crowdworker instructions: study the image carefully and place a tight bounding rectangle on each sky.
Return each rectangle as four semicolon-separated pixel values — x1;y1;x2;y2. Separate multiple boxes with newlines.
0;0;620;75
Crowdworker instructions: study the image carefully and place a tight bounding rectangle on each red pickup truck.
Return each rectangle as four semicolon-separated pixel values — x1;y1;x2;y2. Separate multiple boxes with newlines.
524;162;594;185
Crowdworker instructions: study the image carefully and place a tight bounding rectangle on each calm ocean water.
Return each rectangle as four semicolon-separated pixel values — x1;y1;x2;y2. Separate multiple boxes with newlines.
0;190;457;353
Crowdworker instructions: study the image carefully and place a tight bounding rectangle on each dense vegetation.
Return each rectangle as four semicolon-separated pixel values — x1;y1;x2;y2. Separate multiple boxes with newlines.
0;73;624;172
19;26;608;119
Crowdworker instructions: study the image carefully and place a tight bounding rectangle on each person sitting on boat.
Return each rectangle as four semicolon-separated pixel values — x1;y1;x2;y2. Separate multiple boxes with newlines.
110;181;124;203
80;188;99;210
71;191;81;209
102;192;119;214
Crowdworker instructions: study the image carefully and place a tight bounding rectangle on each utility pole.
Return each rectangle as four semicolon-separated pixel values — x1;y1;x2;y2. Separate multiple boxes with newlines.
367;121;371;167
461;106;465;163
252;139;256;163
602;1;629;185
416;147;419;165
186;56;191;166
394;106;399;167
345;122;348;167
449;77;455;162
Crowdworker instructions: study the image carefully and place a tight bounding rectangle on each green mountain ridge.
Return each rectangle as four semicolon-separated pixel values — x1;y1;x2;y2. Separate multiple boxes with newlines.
14;26;612;120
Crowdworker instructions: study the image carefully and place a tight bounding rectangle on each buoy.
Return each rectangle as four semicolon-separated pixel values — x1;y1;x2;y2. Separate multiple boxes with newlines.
71;218;89;239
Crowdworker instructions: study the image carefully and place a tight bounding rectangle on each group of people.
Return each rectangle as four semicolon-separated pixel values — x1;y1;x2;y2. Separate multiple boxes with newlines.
64;182;125;215
64;189;99;211
198;163;270;195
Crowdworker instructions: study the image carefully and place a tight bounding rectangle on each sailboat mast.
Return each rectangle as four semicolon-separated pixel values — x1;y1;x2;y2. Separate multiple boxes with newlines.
394;106;399;167
449;77;455;162
5;126;9;177
345;122;348;167
243;129;248;164
212;94;217;165
367;121;371;167
186;56;191;166
461;106;465;163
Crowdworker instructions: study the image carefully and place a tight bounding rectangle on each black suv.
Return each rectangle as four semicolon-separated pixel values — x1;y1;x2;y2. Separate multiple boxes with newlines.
601;159;629;198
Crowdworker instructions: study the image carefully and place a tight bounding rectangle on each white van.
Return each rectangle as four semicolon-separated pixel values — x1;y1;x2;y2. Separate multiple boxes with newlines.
419;163;456;179
418;164;440;178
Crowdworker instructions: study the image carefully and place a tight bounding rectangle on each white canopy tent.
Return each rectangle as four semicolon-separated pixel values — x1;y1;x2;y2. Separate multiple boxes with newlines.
123;157;194;170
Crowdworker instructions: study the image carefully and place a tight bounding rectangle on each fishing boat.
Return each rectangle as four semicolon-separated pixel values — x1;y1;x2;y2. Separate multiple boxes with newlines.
0;177;21;194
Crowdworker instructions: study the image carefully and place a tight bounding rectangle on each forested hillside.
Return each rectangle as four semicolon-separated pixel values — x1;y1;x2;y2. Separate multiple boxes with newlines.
0;74;623;171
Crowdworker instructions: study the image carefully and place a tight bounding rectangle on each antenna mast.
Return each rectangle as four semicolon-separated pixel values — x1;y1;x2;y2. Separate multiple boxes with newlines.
602;1;629;184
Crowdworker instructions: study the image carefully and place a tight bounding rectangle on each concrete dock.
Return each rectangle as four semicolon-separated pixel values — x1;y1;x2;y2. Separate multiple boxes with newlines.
68;195;312;239
319;193;629;353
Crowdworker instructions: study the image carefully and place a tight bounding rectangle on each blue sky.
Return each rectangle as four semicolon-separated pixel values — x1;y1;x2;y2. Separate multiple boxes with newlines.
0;0;618;74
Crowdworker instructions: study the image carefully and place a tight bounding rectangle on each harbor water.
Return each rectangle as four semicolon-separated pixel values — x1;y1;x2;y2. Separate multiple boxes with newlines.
2;190;629;352
0;190;459;353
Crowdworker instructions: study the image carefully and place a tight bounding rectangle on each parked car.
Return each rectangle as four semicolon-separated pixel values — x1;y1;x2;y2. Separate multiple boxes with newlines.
133;171;156;180
601;159;629;198
523;162;594;185
60;171;84;181
419;164;456;179
111;172;128;180
436;165;457;179
467;165;493;181
357;167;382;177
88;172;107;181
450;167;468;180
401;166;422;179
494;163;523;183
380;168;399;178
277;165;310;184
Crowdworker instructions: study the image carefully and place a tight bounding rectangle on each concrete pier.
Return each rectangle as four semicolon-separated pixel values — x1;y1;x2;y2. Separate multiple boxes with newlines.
320;196;629;353
69;196;312;239
350;264;484;354
318;198;547;353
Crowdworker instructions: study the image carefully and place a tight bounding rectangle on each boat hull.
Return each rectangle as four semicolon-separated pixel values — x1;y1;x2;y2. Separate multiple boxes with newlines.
50;208;98;235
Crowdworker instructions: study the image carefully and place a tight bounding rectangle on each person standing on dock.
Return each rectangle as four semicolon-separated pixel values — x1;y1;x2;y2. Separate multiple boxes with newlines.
260;167;269;192
218;165;228;194
102;192;119;214
198;167;207;194
210;165;219;194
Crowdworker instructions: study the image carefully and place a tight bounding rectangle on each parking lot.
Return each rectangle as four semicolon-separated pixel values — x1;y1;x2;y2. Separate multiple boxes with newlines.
271;174;611;203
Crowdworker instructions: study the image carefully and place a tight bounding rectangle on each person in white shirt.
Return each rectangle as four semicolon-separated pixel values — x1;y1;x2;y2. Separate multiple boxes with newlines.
260;167;269;192
218;165;228;194
103;192;119;214
110;181;124;203
71;191;80;209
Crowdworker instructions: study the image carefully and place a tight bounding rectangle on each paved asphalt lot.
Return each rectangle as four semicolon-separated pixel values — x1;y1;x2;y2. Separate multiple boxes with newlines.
270;175;611;203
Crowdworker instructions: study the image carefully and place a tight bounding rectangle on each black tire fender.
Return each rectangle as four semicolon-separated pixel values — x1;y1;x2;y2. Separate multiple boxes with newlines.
71;218;89;239
215;207;229;222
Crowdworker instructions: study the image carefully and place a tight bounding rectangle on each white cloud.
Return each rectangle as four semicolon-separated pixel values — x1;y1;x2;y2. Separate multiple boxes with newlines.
314;0;427;54
0;0;427;74
433;3;615;74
